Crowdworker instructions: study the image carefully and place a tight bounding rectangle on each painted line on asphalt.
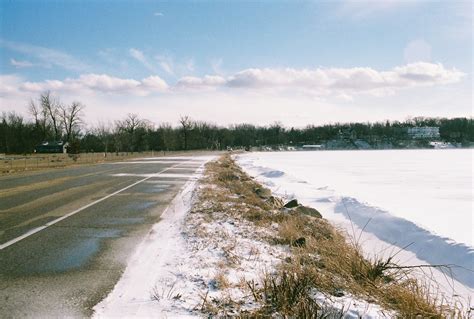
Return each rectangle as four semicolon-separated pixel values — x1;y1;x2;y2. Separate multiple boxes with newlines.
0;162;188;250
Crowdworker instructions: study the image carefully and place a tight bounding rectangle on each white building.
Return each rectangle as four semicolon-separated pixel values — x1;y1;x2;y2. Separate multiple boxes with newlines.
407;127;440;139
302;144;323;150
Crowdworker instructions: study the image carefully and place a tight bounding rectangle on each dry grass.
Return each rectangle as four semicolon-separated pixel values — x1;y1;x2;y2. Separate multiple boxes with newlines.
193;154;467;318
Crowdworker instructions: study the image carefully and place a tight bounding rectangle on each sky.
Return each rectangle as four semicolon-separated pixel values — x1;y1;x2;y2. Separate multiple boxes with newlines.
0;0;472;128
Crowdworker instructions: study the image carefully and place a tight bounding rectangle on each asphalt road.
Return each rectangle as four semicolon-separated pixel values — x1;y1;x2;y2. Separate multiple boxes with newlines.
0;155;212;318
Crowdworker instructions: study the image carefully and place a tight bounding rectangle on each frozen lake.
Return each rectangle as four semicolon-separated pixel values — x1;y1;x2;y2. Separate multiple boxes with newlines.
238;149;474;289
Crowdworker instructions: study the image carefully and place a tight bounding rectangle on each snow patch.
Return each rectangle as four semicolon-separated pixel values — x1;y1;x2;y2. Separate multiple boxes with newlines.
92;179;199;318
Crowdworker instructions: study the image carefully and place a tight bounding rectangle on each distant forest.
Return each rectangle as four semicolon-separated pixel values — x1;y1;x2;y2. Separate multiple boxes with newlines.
1;92;473;154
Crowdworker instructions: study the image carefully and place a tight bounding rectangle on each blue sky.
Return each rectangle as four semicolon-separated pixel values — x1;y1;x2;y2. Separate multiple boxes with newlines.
0;0;472;126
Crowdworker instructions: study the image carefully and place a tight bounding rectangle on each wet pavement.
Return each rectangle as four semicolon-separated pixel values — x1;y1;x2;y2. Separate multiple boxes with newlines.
0;155;213;318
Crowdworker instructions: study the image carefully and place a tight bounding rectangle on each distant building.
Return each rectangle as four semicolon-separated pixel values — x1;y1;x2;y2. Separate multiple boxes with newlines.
35;141;69;153
407;127;440;139
429;141;454;149
302;144;323;150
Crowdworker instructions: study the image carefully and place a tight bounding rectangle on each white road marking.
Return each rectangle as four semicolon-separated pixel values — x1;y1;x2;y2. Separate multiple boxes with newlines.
111;159;210;165
134;156;215;161
0;163;187;250
144;180;187;185
111;173;199;179
110;161;188;164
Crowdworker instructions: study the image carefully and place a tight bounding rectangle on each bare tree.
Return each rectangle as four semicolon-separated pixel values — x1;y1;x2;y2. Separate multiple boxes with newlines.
28;99;40;125
41;91;62;141
179;115;193;150
60;101;84;143
115;113;149;152
95;121;112;156
119;113;143;134
28;98;49;140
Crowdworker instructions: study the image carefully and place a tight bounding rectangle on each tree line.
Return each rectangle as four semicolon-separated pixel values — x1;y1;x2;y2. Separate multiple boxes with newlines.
1;92;473;154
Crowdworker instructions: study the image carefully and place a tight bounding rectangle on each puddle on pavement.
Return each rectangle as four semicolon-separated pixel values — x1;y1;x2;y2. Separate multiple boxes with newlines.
31;228;122;274
45;237;100;273
78;228;122;238
142;184;170;194
124;201;156;210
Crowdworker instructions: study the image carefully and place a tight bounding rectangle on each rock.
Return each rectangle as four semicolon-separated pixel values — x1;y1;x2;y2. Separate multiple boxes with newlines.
266;196;284;209
283;199;299;208
292;237;306;247
254;187;272;199
294;205;322;218
333;289;345;297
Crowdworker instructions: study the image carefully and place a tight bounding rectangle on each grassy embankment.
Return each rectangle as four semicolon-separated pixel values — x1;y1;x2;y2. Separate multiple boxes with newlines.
192;154;462;318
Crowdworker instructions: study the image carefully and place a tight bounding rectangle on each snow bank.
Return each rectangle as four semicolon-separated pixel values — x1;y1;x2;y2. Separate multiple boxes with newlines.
93;179;199;318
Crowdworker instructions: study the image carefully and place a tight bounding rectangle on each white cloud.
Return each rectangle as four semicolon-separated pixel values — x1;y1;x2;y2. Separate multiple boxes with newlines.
1;73;168;97
0;74;24;96
141;76;169;91
10;58;34;68
182;63;464;96
154;12;164;17
129;48;156;72
404;39;432;63
0;62;464;99
176;75;226;89
1;39;90;71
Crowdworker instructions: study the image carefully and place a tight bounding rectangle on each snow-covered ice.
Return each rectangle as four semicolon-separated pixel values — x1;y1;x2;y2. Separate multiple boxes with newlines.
237;149;474;304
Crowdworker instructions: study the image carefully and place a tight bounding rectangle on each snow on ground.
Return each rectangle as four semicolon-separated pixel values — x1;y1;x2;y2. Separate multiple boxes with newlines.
94;156;399;318
93;157;286;318
92;178;199;318
236;151;474;307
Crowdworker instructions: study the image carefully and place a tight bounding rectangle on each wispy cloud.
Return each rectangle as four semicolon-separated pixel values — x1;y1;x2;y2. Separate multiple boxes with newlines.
155;55;195;77
1;39;90;72
210;58;224;75
129;48;156;72
153;12;164;17
98;48;130;71
336;0;420;19
10;58;34;68
155;55;175;75
404;39;432;63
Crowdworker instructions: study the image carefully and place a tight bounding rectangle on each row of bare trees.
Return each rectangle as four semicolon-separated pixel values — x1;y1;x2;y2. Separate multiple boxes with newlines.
1;92;473;154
